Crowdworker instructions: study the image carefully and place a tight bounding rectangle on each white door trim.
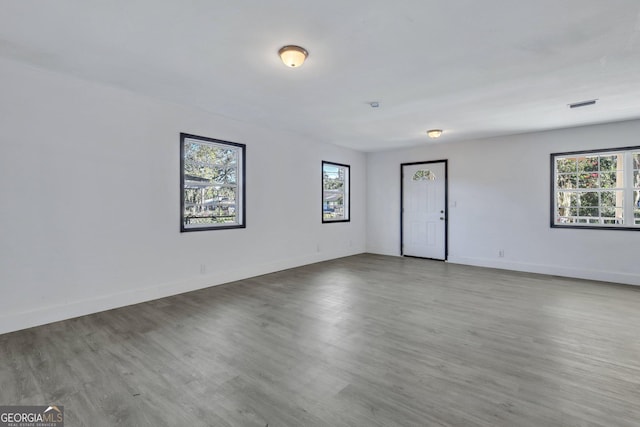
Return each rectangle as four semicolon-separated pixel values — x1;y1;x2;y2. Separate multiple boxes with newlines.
401;160;448;260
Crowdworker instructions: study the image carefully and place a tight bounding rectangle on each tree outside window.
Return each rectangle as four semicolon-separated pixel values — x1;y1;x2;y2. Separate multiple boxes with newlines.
181;133;246;231
552;146;640;230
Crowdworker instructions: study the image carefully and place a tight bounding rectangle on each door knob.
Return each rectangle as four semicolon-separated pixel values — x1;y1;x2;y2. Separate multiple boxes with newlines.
440;217;444;220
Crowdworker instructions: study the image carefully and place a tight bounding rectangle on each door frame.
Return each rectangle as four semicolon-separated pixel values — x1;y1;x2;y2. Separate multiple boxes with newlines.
400;160;449;260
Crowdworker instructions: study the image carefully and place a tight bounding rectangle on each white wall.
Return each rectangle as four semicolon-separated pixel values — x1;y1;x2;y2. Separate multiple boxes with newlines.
367;120;640;286
0;58;366;334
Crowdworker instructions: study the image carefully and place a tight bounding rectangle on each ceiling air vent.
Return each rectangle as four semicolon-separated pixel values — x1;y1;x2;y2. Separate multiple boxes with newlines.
569;99;597;109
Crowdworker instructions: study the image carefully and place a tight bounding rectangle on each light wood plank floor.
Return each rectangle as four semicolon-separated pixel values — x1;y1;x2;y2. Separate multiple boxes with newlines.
1;254;640;426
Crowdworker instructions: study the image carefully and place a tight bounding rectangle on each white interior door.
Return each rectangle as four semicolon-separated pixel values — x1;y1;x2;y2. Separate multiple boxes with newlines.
402;162;446;260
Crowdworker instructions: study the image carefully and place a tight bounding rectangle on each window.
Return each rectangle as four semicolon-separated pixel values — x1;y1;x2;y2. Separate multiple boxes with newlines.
413;169;437;181
322;161;350;223
180;133;245;231
551;146;640;230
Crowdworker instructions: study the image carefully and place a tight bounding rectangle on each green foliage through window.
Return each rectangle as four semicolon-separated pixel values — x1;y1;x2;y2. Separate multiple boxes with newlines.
552;147;640;229
181;134;245;231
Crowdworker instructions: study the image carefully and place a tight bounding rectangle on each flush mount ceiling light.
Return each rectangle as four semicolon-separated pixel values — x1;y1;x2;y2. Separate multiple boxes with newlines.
278;45;308;68
427;129;443;139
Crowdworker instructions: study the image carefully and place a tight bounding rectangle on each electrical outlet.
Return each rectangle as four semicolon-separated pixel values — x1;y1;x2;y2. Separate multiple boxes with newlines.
498;250;504;258
200;264;206;274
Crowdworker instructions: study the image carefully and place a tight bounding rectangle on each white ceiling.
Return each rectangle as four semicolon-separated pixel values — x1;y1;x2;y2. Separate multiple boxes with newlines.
2;0;640;151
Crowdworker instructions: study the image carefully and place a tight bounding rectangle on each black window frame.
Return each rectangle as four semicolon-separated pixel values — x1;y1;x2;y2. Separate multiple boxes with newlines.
322;160;351;223
550;145;640;231
180;133;246;232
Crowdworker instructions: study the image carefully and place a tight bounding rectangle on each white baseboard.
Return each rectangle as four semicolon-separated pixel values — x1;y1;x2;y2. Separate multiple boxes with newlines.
447;256;640;287
364;245;399;257
0;249;364;335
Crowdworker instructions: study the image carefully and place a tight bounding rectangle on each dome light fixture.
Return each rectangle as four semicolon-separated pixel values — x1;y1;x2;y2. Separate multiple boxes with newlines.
427;129;443;139
278;45;308;68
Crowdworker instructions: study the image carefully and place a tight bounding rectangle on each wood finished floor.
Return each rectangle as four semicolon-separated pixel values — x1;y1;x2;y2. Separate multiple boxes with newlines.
1;254;640;426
